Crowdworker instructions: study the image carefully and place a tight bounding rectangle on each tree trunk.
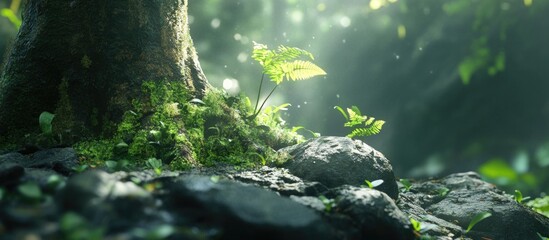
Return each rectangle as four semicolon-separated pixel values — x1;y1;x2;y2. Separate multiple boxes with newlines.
0;0;209;136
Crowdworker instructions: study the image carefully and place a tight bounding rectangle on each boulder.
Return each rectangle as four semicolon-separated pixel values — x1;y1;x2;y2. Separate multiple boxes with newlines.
164;174;336;240
57;170;154;230
0;148;78;177
399;172;549;239
230;166;329;197
280;136;399;199
333;186;415;239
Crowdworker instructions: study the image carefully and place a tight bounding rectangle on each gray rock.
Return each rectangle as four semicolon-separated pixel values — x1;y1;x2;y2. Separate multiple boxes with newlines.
28;148;79;175
399;172;549;239
280;136;399;199
58;170;154;227
165;174;336;239
0;148;78;177
0;162;24;186
333;186;415;239
427;172;549;239
290;195;328;212
230;166;329;196
0;152;28;165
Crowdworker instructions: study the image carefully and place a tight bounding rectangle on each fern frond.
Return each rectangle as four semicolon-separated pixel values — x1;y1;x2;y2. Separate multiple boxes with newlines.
252;42;326;84
347;120;385;138
281;60;327;82
276;45;314;61
350;106;362;116
345;107;366;127
334;106;349;121
252;42;274;66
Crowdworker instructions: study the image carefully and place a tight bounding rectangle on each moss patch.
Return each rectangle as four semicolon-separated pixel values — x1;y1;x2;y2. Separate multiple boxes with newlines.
74;81;304;170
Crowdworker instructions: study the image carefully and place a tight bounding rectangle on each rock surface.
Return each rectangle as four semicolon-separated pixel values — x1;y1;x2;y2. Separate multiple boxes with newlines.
0;145;548;239
280;136;399;199
399;172;549;240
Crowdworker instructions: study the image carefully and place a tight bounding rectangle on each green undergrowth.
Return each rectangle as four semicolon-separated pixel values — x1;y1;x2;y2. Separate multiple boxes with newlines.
73;80;302;170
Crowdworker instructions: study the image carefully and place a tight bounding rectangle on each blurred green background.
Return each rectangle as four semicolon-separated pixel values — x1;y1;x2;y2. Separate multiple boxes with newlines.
2;0;548;197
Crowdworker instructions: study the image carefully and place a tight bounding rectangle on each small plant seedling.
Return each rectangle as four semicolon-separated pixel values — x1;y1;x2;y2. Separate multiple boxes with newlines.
17;182;42;201
39;111;55;136
291;126;321;138
105;160;131;172
105;160;118;170
60;212;104;239
466;212;492;233
335;105;385;138
46;175;65;191
362;179;384;189
514;189;523;203
436;187;450;197
146;158;163;176
1;8;22;29
210;175;221;183
410;217;422;232
526;195;549;218
250;42;326;120
318;195;336;212
247;152;267;165
72;164;89;173
537;232;549;240
400;178;412;192
132;224;175;239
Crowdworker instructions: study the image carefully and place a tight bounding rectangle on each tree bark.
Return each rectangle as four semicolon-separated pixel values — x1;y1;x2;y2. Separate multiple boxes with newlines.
0;0;208;136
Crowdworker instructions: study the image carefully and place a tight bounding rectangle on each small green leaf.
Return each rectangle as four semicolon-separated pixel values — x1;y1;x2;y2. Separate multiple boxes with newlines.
18;182;42;200
145;225;175;239
400;179;412;191
39;111;55;136
1;8;21;29
0;187;5;201
189;98;205;105
210;175;220;183
363;180;373;189
410;218;421;232
105;161;118;170
334;106;349;121
526;196;549;218
149;130;161;141
46;175;64;190
478;158;517;183
318;195;335;212
72;165;89;173
115;141;128;148
437;187;450;197
60;212;87;231
147;158;162;169
291;126;304;132
272;103;291;113
514;190;523;203
466;212;492;233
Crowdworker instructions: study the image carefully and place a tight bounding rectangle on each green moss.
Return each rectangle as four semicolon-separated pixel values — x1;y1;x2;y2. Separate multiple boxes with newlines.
73;139;115;167
73;80;305;170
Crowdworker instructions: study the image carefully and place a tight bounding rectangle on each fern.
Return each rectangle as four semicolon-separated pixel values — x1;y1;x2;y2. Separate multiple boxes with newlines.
347;119;385;138
252;42;326;84
335;105;385;138
250;42;326;120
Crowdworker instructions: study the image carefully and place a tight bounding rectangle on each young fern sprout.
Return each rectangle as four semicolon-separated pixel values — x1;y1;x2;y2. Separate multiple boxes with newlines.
335;105;385;138
249;42;326;120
